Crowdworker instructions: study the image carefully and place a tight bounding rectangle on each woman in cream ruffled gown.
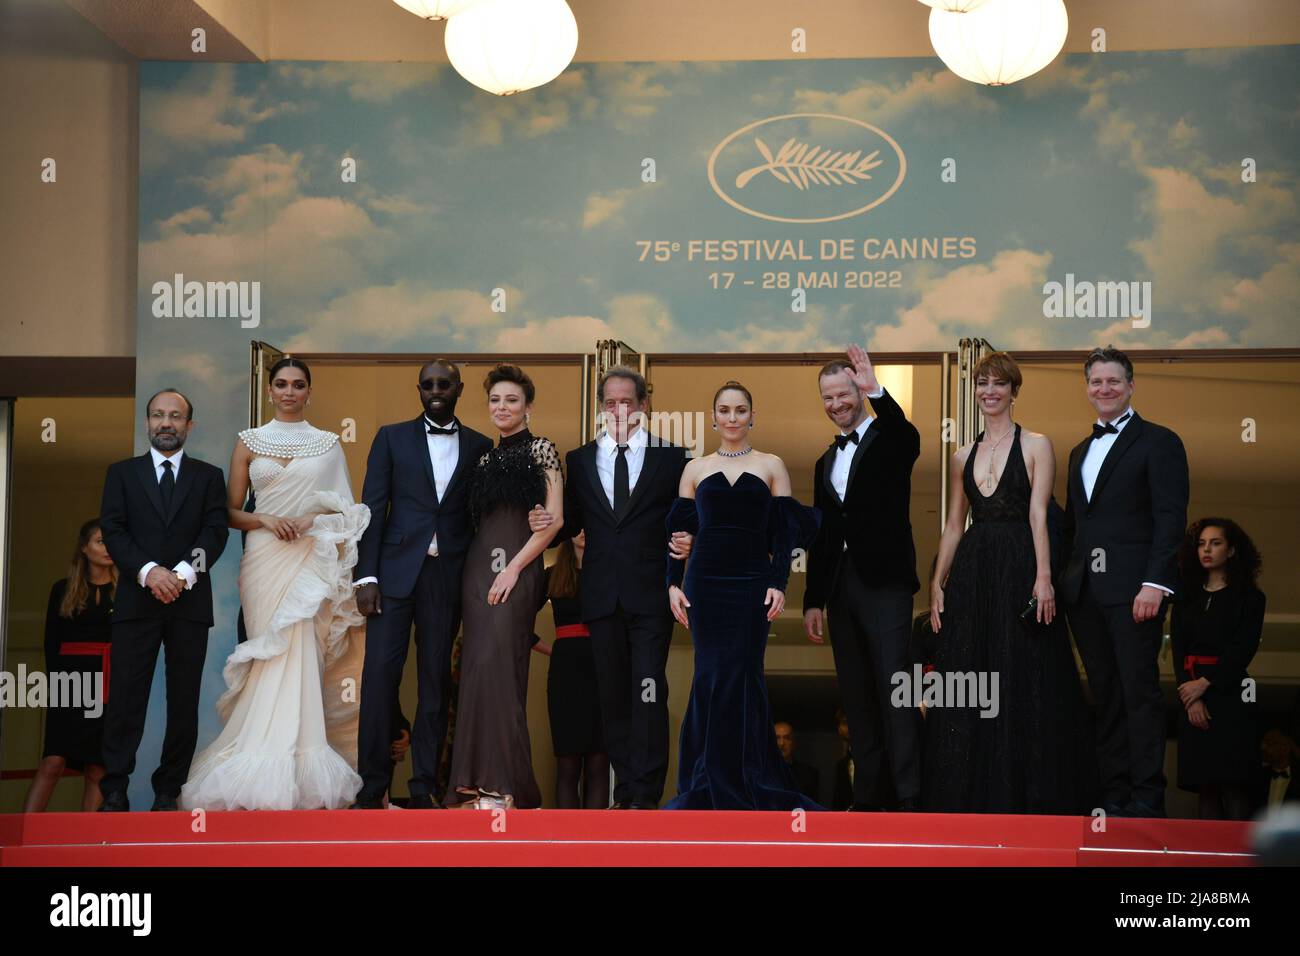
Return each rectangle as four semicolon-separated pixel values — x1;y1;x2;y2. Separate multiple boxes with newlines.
181;358;369;811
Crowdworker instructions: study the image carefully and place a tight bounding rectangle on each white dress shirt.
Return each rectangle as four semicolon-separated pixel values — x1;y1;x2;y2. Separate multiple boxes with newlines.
596;424;648;509
423;415;461;557
354;416;460;589
137;447;198;590
1081;406;1134;501
1079;406;1172;596
829;387;884;502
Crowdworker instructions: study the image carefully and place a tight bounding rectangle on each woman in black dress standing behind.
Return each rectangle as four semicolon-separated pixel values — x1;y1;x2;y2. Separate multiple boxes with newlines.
1173;517;1266;820
24;519;117;812
538;531;609;808
448;365;563;810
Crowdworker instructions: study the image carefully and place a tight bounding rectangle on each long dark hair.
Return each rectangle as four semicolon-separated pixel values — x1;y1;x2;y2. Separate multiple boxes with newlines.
548;538;580;599
1177;517;1262;589
59;519;117;618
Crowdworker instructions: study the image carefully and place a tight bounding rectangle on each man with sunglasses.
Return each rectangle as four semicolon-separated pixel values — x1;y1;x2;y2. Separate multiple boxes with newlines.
352;360;492;809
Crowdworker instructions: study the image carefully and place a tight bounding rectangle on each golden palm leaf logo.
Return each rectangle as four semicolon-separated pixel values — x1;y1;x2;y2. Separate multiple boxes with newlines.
707;113;907;224
735;138;884;191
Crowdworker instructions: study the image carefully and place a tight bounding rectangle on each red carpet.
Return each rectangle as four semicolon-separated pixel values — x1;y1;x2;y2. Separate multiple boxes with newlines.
0;810;1253;866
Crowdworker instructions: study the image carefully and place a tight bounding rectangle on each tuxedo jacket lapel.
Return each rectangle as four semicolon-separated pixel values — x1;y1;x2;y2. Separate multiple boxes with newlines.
410;417;441;506
1089;414;1143;507
164;455;196;525
1069;436;1090;512
583;443;617;523
819;446;839;503
843;425;879;504
134;453;167;522
440;422;480;506
618;442;664;525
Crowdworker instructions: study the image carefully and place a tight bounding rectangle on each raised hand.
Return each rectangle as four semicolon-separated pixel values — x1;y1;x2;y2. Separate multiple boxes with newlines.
845;344;881;396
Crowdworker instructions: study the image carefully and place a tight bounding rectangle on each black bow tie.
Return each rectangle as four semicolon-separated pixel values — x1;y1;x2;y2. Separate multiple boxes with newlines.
1269;767;1291;780
1091;412;1131;440
427;422;458;436
833;432;860;451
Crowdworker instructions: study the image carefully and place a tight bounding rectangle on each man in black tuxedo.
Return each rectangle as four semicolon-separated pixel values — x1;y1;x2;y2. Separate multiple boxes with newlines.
533;366;688;808
1061;345;1189;819
1254;727;1300;814
352;360;492;809
97;389;229;811
804;346;921;811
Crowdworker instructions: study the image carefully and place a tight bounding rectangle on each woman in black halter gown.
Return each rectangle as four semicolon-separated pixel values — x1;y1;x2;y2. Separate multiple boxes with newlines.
926;353;1091;814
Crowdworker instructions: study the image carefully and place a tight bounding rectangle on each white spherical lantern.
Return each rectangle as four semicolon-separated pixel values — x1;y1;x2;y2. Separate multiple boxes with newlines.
929;0;1068;86
391;0;482;20
915;0;990;11
444;0;579;96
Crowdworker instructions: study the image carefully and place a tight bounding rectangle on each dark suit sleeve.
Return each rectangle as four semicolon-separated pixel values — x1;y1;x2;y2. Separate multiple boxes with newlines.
188;464;229;574
868;388;920;460
356;426;393;581
1144;428;1190;593
1062;445;1079;561
803;457;831;612
98;462;152;583
1213;588;1266;691
556;448;582;544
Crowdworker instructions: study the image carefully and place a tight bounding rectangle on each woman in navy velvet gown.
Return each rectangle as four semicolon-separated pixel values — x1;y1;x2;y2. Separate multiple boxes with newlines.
665;381;822;811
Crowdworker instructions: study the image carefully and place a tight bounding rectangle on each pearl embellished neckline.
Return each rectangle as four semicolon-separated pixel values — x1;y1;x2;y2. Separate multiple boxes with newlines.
239;418;339;458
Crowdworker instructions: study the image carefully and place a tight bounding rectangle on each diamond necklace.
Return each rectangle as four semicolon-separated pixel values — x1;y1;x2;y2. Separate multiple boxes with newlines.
717;446;752;458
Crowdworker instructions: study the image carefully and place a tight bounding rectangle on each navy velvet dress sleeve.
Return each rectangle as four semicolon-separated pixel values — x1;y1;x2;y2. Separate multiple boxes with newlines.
767;497;820;591
665;496;699;589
